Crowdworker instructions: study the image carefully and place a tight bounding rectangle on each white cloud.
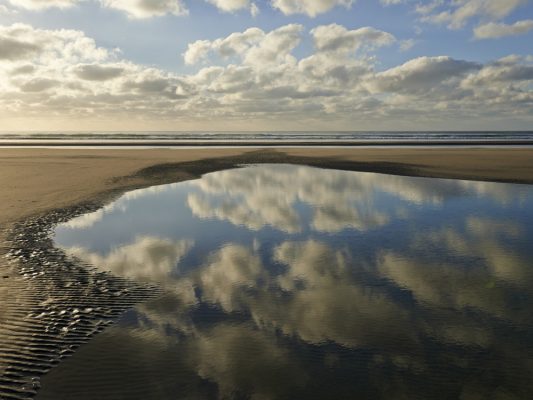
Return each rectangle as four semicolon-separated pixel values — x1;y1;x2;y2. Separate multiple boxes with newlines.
420;0;528;29
399;38;416;51
474;19;533;39
183;27;265;65
183;40;212;65
75;64;125;81
0;4;16;13
7;0;189;17
461;56;533;89
0;37;42;61
250;2;259;16
311;24;396;53
368;56;481;94
7;0;79;10
380;0;405;4
205;0;249;13
1;23;533;129
243;24;302;67
99;0;188;18
271;0;354;17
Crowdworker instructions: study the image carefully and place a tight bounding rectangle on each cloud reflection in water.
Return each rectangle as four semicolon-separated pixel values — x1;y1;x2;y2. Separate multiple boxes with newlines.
47;165;533;400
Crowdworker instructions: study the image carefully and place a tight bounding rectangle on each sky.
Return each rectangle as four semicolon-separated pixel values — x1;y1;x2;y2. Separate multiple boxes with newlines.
0;0;533;131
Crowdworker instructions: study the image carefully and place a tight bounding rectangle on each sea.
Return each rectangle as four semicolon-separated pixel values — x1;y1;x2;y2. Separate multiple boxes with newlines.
1;131;533;146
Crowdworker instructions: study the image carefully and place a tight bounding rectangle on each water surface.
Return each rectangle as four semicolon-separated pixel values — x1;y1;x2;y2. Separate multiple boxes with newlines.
45;165;533;399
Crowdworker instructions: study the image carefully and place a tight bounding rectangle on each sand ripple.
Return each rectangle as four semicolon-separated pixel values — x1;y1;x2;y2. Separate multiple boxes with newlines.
0;205;160;399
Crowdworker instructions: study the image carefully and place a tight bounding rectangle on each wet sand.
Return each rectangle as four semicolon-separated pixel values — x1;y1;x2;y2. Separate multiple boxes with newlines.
1;146;533;398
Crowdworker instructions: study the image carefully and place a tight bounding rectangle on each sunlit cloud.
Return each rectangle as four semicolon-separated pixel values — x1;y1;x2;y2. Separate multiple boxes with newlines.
474;19;533;39
1;21;532;129
99;0;188;19
271;0;354;17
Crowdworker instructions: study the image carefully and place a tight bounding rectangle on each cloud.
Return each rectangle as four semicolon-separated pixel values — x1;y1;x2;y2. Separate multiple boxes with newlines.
0;37;42;61
474;19;533;39
19;77;59;92
185;165;517;234
75;64;125;81
380;216;533;325
65;236;193;284
243;24;303;67
196;244;266;312
271;0;354;17
419;0;528;30
461;56;533;88
1;23;533;128
250;2;258;16
311;24;396;53
191;324;307;398
380;0;406;5
368;56;481;94
205;0;249;13
183;27;265;65
99;0;188;18
0;4;16;14
7;0;79;10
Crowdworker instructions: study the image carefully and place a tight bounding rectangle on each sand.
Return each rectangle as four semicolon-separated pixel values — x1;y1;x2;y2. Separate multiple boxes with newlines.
1;146;533;398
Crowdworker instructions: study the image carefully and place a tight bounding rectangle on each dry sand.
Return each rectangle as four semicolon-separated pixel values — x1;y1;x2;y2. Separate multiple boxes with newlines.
1;146;533;398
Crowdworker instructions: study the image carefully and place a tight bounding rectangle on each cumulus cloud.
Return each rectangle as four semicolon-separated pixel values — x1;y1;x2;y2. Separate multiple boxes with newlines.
183;27;265;65
0;4;16;14
474;19;533;39
419;0;528;29
380;0;406;5
1;22;533;128
203;0;261;16
0;37;42;61
271;0;354;17
461;56;533;89
7;0;79;10
99;0;188;18
205;0;250;13
75;64;125;81
311;24;396;53
7;0;189;17
367;56;481;94
19;77;59;92
0;23;197;120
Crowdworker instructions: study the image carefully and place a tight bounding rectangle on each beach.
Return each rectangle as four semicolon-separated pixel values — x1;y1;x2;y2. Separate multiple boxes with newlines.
2;146;533;224
1;146;533;398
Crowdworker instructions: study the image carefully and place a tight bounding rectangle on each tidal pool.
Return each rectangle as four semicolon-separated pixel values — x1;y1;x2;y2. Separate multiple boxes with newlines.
42;164;533;399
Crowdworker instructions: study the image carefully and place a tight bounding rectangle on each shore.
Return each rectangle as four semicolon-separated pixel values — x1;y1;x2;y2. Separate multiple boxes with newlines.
1;146;533;398
2;146;533;225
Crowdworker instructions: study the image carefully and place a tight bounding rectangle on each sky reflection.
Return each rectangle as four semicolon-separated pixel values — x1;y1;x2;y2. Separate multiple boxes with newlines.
46;165;533;400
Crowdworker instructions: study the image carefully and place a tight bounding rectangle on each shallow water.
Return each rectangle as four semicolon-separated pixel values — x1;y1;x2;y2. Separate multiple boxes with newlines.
44;164;533;399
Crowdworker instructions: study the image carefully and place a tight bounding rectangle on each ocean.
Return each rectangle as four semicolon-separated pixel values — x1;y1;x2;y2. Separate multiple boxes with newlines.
1;131;533;146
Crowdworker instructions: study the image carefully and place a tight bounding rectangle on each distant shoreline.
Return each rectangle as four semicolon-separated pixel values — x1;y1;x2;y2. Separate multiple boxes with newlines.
2;140;533;147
